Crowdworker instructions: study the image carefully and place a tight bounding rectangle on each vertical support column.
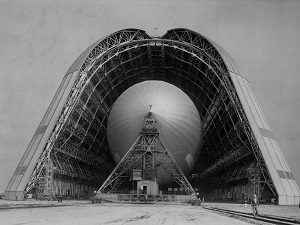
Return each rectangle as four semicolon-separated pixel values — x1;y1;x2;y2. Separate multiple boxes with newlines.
142;151;155;180
247;166;260;199
44;159;55;198
36;158;54;199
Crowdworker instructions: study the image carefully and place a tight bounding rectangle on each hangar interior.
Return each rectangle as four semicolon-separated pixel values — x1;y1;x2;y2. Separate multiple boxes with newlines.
5;29;300;205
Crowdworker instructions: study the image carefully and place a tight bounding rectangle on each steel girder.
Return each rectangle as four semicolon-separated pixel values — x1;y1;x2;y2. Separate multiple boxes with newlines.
25;29;274;198
98;132;195;195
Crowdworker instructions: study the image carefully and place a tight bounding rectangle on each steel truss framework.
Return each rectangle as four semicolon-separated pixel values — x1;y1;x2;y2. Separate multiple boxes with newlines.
21;28;277;200
99;113;195;195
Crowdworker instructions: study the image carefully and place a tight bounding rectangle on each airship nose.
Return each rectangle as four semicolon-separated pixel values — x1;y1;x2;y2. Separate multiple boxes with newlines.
107;80;203;186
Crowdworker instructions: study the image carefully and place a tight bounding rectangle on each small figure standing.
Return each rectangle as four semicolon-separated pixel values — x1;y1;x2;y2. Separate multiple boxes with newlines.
57;195;62;203
196;192;201;206
251;194;258;217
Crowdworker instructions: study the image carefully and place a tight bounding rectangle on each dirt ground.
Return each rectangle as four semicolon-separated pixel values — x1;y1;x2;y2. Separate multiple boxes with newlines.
0;201;252;225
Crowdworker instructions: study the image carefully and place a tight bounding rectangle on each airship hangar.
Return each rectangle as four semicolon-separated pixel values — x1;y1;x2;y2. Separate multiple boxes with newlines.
5;28;300;205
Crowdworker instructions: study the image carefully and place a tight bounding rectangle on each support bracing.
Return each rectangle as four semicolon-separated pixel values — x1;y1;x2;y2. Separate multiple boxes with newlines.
35;157;55;199
98;112;195;195
247;163;266;200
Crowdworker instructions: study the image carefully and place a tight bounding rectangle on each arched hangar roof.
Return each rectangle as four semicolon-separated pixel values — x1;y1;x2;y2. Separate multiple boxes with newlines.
66;28;242;76
5;28;299;205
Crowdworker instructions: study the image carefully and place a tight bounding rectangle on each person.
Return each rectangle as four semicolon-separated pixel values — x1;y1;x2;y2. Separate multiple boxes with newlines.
196;192;201;206
251;194;258;217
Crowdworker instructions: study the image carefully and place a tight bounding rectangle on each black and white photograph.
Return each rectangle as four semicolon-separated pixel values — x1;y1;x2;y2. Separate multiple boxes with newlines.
0;0;300;224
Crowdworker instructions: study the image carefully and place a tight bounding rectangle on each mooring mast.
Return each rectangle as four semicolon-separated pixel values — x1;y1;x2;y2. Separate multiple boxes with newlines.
98;109;195;195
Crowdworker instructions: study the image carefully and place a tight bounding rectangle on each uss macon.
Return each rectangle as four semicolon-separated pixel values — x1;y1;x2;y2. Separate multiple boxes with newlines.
4;28;300;205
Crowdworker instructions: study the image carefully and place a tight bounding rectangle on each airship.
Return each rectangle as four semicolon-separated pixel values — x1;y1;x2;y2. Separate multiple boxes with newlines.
107;80;202;186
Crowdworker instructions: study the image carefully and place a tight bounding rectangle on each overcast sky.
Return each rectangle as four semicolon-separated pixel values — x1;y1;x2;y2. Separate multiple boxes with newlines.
0;0;300;193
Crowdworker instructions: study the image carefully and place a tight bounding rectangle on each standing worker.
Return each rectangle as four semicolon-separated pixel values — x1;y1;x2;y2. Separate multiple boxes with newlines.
251;194;259;217
196;192;201;206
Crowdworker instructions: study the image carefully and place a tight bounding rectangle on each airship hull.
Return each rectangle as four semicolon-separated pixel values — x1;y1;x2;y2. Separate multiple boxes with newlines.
107;81;202;186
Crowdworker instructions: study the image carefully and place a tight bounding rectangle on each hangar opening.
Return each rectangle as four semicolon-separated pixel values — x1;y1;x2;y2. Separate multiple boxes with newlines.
5;28;300;205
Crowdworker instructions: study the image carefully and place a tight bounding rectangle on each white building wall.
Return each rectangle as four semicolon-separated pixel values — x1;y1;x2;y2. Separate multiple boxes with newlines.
229;72;300;205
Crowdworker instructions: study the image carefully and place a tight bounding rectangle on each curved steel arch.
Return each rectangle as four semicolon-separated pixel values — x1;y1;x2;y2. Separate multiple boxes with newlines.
58;34;268;195
5;28;299;205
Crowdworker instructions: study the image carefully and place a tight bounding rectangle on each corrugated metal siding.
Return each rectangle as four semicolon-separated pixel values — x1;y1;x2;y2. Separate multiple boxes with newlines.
5;71;78;197
229;71;300;205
